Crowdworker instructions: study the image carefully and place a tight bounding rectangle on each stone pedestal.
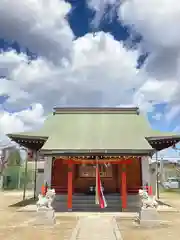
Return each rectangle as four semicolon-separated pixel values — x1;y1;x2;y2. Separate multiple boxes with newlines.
34;208;56;226
138;208;161;227
0;176;3;189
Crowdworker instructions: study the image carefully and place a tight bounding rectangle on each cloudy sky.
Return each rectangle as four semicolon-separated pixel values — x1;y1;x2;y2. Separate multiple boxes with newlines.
0;0;180;157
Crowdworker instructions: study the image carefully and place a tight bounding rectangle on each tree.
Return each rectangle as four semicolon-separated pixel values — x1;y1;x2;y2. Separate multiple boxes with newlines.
7;149;22;166
0;148;11;189
0;152;8;175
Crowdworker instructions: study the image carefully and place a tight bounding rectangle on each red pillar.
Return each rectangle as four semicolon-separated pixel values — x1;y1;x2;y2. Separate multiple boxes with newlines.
121;163;127;209
67;161;73;211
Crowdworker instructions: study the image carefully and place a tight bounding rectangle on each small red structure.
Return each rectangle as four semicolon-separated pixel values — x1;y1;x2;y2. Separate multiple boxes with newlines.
41;184;45;196
41;182;48;196
144;185;153;196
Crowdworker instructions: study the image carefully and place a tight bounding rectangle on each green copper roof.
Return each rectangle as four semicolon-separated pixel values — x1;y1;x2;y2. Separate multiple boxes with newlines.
7;107;180;153
41;108;154;153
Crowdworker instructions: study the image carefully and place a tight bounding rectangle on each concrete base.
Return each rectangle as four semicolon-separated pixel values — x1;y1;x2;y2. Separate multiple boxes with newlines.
138;208;162;227
140;208;159;220
34;208;56;226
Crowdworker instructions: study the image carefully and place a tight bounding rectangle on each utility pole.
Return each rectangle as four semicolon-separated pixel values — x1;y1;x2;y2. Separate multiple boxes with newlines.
23;155;28;200
160;156;164;182
21;147;28;201
156;151;160;199
33;151;38;200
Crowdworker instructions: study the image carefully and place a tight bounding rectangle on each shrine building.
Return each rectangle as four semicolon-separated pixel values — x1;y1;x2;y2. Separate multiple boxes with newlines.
7;107;180;212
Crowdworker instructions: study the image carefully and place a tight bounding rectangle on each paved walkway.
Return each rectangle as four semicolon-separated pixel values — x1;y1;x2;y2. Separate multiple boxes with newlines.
71;215;122;240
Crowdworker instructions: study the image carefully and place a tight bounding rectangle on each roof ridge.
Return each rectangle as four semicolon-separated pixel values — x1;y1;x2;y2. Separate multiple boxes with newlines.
53;107;140;114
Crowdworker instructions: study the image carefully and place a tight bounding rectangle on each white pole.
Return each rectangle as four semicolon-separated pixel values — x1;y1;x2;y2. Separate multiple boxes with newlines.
160;157;164;182
156;151;160;199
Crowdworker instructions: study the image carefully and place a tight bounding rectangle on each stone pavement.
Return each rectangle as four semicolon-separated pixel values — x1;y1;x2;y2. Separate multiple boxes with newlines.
71;215;123;240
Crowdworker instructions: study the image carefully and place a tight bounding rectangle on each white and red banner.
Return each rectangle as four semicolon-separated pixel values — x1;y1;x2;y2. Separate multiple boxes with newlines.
95;164;107;208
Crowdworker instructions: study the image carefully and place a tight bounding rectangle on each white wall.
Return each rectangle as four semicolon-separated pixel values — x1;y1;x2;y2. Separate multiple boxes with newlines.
35;156;52;196
44;156;52;187
141;157;157;195
36;172;44;195
141;156;151;187
149;162;156;195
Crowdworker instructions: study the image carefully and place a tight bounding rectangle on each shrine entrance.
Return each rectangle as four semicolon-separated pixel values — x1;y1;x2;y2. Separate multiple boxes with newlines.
51;157;142;194
51;156;142;211
74;164;118;193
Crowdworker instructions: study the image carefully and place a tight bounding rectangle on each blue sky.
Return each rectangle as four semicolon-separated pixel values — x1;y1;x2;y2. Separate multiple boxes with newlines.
0;0;180;157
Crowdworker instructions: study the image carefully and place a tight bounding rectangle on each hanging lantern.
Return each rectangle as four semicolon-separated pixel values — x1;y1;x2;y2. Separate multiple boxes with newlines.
27;149;33;160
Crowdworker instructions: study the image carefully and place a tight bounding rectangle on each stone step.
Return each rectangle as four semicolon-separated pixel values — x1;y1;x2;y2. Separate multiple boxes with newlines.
71;198;139;203
53;202;139;212
72;203;121;207
54;199;139;205
55;208;123;212
53;194;139;212
71;193;138;196
55;195;139;202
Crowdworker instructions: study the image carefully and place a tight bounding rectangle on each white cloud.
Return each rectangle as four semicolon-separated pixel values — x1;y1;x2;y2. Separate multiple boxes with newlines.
0;103;45;144
166;105;180;123
0;103;45;134
88;0;119;29
137;79;178;103
1;0;180;147
173;126;180;133
118;0;180;83
119;0;180;49
1;32;141;112
13;103;45;126
0;0;74;63
117;0;180;119
152;113;162;121
88;0;118;11
87;0;180;110
0;111;26;134
158;147;180;159
0;30;146;142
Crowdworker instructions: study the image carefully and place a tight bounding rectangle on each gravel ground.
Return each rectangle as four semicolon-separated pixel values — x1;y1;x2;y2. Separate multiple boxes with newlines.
160;191;180;209
118;216;180;240
1;190;180;240
0;191;77;240
117;191;180;240
117;212;180;240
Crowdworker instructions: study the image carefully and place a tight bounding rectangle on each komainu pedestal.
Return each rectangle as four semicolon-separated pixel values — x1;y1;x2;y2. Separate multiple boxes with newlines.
139;208;161;227
34;208;56;225
34;188;56;226
137;189;161;227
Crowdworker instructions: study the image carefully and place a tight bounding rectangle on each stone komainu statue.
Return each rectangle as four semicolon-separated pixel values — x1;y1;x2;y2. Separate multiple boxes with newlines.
138;189;158;209
36;188;56;211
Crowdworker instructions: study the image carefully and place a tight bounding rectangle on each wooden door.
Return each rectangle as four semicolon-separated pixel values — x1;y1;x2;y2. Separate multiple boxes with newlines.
51;159;68;193
74;164;117;193
126;158;142;194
